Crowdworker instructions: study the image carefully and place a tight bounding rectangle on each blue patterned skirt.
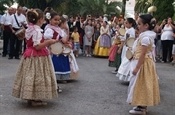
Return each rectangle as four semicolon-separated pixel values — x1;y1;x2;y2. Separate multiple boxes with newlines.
52;54;71;80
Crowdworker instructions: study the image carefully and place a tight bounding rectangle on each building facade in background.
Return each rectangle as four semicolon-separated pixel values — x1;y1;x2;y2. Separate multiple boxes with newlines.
125;0;135;18
109;0;135;18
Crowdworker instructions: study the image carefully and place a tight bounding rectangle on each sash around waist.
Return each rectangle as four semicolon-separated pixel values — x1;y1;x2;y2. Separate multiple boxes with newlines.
23;47;49;58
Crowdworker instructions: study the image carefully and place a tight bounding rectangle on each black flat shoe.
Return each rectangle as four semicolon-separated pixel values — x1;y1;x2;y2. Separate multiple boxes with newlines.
2;54;6;57
15;57;20;59
8;57;13;59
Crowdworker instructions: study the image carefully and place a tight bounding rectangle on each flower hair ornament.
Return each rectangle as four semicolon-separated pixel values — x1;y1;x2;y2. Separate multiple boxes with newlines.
46;12;51;20
150;18;156;27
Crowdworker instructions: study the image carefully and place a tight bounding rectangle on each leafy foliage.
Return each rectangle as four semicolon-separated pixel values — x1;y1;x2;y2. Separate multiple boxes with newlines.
135;0;174;21
153;0;174;21
16;0;65;11
77;0;122;17
135;0;152;13
55;0;81;15
0;0;15;14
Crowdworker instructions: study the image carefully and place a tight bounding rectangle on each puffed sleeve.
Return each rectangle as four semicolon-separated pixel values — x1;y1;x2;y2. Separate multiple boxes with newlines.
60;29;67;38
44;28;54;40
32;30;43;46
141;37;151;46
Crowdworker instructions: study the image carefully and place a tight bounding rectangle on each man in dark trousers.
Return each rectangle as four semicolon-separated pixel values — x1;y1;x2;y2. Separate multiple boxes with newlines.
9;6;27;59
0;7;13;57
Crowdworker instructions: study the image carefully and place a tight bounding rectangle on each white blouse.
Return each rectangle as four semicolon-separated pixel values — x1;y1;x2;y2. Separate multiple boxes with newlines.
25;24;43;46
121;27;135;41
161;25;174;40
44;24;66;40
133;31;156;58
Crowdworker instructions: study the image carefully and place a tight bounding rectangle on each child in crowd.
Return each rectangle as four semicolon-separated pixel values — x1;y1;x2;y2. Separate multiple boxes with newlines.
84;19;94;57
12;9;58;106
71;26;80;57
127;14;160;114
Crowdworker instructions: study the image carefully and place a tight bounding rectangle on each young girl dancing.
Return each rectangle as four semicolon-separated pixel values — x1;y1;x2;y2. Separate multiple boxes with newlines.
12;9;58;106
127;14;160;114
116;18;136;81
44;12;70;83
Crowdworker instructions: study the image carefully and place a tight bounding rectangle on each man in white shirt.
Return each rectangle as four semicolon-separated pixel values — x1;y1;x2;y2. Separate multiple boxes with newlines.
9;5;27;59
0;7;13;57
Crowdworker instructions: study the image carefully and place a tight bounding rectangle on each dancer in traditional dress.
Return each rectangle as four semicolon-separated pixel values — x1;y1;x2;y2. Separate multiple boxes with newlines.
127;14;160;114
44;12;70;83
93;21;111;57
108;24;122;73
116;18;136;81
12;9;58;106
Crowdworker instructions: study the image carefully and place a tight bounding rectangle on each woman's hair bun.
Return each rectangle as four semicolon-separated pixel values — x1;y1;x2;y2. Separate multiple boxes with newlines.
27;9;43;24
149;18;156;30
139;14;156;30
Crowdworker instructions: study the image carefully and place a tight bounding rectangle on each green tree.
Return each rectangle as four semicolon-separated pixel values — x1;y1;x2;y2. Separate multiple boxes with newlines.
16;0;65;11
0;0;15;14
134;0;174;21
153;0;174;21
55;0;80;15
134;0;152;13
77;0;122;17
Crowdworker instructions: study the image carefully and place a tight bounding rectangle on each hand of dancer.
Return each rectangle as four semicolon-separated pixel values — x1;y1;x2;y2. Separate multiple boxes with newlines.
49;39;59;45
132;67;139;75
117;49;121;54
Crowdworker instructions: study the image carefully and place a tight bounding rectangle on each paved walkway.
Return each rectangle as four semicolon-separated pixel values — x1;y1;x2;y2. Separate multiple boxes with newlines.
0;54;175;115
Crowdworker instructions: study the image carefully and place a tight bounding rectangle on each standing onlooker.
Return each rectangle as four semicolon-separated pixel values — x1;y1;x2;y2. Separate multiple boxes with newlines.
84;19;94;57
154;23;162;61
9;5;27;59
68;16;74;35
74;16;84;51
160;17;175;62
0;7;13;57
22;6;28;52
71;26;80;57
92;22;101;51
172;33;175;65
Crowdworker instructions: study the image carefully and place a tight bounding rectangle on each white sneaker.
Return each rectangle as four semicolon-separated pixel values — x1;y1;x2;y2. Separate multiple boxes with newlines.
58;89;62;93
129;107;146;115
57;86;62;93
